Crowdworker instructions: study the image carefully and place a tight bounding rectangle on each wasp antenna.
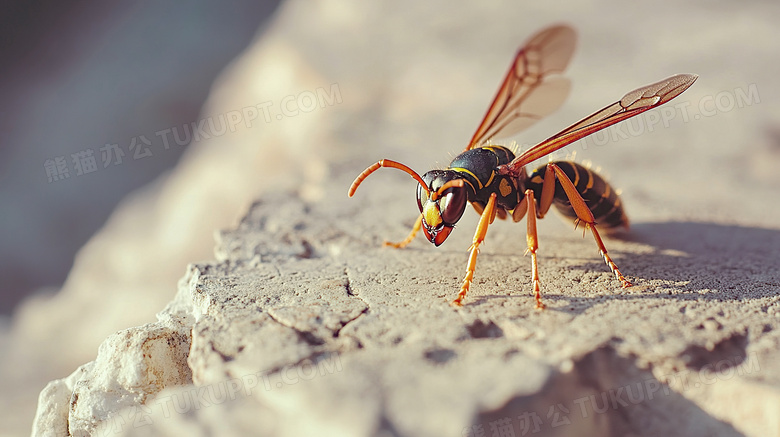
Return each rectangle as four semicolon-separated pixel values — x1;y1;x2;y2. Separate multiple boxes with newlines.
431;179;465;201
348;159;429;197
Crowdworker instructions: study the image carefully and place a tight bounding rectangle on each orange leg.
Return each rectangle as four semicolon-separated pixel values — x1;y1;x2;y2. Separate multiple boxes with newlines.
537;163;556;219
548;163;632;287
452;193;497;306
523;189;546;309
511;195;527;222
589;224;632;287
511;190;547;308
383;214;422;248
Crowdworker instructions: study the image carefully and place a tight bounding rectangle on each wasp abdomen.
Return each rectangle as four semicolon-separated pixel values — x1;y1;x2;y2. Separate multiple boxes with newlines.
528;161;628;229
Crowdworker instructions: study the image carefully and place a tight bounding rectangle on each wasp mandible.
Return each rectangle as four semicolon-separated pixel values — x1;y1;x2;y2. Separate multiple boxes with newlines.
348;25;697;309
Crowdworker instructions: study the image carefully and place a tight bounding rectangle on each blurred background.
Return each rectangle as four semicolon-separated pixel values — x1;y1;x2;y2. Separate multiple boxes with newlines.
0;0;280;315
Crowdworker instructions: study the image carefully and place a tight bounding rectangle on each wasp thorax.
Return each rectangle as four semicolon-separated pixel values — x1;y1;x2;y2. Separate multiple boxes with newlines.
416;170;468;246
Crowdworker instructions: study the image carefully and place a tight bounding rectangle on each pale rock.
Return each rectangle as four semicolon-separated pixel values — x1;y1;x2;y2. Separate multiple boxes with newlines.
34;192;780;436
31;319;191;436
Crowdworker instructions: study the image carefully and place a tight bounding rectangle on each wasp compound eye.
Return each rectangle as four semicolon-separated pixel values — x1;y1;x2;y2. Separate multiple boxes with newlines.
416;183;426;213
439;185;467;225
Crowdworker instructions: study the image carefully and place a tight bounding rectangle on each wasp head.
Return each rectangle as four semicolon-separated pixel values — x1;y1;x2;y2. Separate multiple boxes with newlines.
416;170;468;246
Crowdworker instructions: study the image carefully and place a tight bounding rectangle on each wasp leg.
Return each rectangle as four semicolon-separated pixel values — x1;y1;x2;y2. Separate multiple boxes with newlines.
538;163;556;219
522;189;546;310
514;163;554;224
511;191;547;308
512;195;527;222
547;163;632;287
452;193;497;306
383;214;422;249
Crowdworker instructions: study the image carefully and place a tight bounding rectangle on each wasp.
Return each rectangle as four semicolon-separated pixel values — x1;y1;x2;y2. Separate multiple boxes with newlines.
348;25;697;309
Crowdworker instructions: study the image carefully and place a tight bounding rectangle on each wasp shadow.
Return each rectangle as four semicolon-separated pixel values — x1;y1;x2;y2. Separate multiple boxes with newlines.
532;221;780;312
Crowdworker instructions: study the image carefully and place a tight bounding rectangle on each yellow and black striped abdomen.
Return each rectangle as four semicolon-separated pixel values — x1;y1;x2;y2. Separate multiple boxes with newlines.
528;161;628;229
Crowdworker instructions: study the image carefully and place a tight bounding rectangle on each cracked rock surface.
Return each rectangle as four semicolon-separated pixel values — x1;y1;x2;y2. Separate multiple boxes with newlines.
24;0;780;436
34;190;780;436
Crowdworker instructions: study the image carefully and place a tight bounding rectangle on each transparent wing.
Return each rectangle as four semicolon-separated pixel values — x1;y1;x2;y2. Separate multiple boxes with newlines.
466;25;576;151
507;73;699;170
